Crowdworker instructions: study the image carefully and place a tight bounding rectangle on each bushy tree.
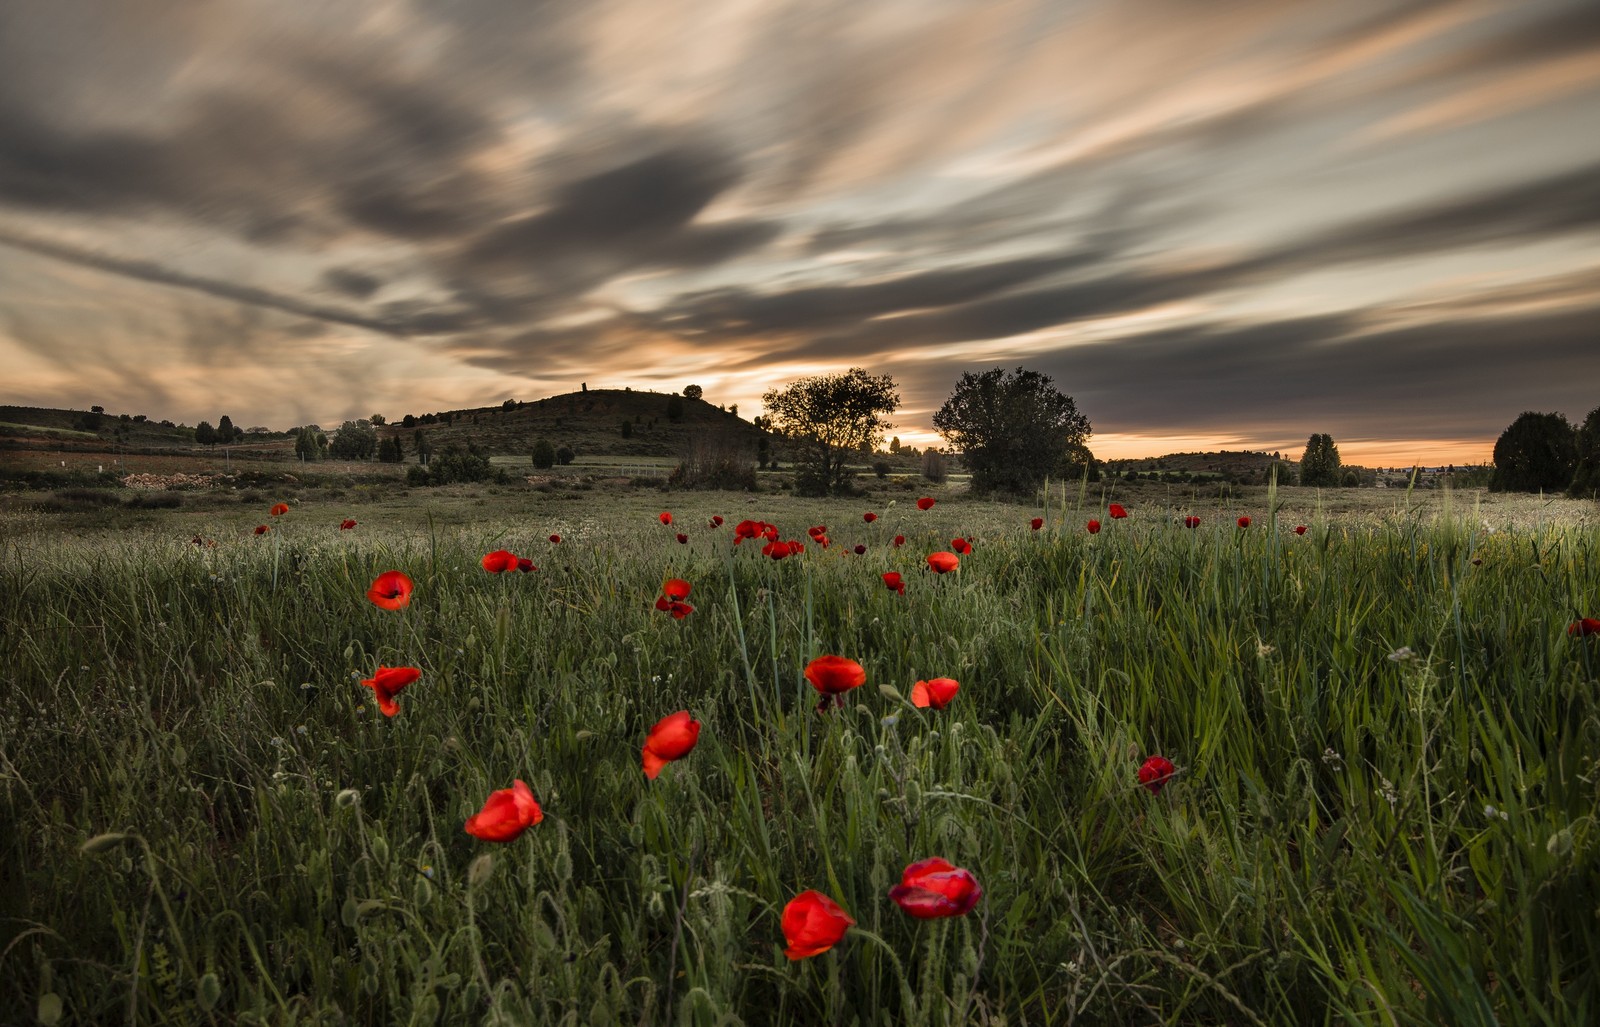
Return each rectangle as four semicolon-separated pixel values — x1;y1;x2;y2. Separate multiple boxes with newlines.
1491;411;1577;492
531;439;555;469
683;384;703;401
410;443;499;485
933;367;1090;494
1299;433;1342;486
921;449;948;483
329;419;378;460
555;445;575;466
1568;405;1600;499
293;427;324;461
763;368;899;495
217;415;238;443
194;421;217;445
412;429;430;465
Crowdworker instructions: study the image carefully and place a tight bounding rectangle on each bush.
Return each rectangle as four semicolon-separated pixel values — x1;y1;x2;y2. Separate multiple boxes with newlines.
531;440;555;469
556;446;575;466
921;450;947;483
410;444;501;486
670;432;758;490
872;460;892;479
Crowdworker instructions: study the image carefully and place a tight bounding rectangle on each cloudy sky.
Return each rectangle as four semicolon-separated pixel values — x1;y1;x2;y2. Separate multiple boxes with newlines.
1;0;1597;462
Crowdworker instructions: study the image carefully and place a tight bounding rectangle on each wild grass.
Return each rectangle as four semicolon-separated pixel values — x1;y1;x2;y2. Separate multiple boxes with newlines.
1;494;1597;1025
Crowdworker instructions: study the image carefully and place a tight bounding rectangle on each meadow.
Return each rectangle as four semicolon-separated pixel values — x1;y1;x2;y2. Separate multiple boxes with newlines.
2;483;1597;1025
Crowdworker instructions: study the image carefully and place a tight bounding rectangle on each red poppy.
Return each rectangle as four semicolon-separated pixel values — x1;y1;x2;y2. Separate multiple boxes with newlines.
254;524;269;535
190;535;206;546
663;578;691;602
1569;618;1600;637
1138;755;1176;794
911;677;959;709
1109;503;1127;519
805;655;866;711
659;511;673;525
927;551;959;574
763;540;794;560
676;533;689;544
516;557;537;573
951;538;972;555
711;515;724;527
916;497;936;511
1237;516;1251;529
654;596;694;619
863;512;878;523
482;549;518;573
734;519;774;544
367;570;415;610
1086;520;1101;534
1183;516;1200;529
782;891;855;960
882;572;906;595
361;665;420;717
549;534;562;543
853;544;866;555
888;858;982;919
464;779;543;842
1294;525;1307;535
642;710;701;779
1030;517;1043;530
893;534;906;548
808;525;827;538
270;502;290;517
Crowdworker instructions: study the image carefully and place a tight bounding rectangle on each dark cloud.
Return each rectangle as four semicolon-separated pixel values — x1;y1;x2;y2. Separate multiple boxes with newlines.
321;268;382;299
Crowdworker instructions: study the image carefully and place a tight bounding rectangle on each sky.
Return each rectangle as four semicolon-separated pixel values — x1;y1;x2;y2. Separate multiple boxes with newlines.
1;0;1597;465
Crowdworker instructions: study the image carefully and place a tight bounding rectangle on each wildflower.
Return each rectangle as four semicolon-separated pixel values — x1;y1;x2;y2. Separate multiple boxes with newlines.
254;525;269;535
1031;517;1043;530
367;571;414;610
711;515;724;527
481;550;518;573
340;519;357;530
1387;646;1416;663
270;503;290;516
1138;755;1176;794
762;540;795;560
863;512;878;523
1568;618;1600;637
853;544;867;555
805;655;866;711
464;780;543;842
361;665;420;718
734;520;775;544
782;891;855;960
1086;520;1101;534
916;497;935;511
881;572;906;595
549;534;562;544
1109;503;1127;519
911;677;959;709
893;534;905;548
951;538;972;555
1294;525;1307;535
655;597;694;619
808;525;828;539
927;551;959;574
516;557;536;573
642;710;701;779
1237;516;1251;529
663;578;691;602
659;511;673;526
674;533;688;545
1183;516;1200;529
889;858;982;919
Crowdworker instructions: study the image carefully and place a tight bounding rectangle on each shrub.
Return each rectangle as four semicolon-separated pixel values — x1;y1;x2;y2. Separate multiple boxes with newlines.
921;450;948;483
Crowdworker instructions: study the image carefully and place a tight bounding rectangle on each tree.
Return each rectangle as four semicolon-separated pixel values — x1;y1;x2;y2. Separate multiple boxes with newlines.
683;384;703;401
932;367;1091;494
762;368;899;495
1566;405;1600;498
555;445;575;466
1491;411;1577;492
413;429;430;465
330;419;378;460
217;415;237;443
370;412;387;426
531;439;555;469
665;396;685;423
194;421;217;445
1299;433;1342;486
294;426;324;461
620;420;633;439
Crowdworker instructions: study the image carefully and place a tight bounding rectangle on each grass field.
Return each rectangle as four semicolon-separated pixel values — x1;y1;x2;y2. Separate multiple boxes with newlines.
2;484;1598;1025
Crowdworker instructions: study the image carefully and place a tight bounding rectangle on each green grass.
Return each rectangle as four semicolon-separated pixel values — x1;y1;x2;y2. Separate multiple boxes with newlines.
2;492;1597;1025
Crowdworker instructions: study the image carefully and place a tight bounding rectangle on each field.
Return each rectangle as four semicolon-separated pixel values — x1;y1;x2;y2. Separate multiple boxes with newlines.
2;482;1598;1025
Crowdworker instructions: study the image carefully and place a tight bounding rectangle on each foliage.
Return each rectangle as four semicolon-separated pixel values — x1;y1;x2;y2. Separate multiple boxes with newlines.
763;368;899;495
683;384;703;401
666;396;685;423
1569;405;1600;499
669;431;757;490
407;442;500;485
1491;411;1577;492
620;420;633;439
193;420;217;445
217;415;239;443
293;427;327;462
920;449;947;483
531;439;555;469
329;420;378;461
933;367;1091;494
555;445;575;466
378;436;404;463
1299;433;1342;487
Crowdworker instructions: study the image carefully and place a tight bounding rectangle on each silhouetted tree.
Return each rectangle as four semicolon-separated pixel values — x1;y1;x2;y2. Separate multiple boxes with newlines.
1491;411;1577;492
330;419;378;460
683;384;703;401
555;445;575;466
763;368;899;495
194;421;217;445
531;439;555;469
933;367;1090;494
1568;405;1600;499
1299;433;1342;486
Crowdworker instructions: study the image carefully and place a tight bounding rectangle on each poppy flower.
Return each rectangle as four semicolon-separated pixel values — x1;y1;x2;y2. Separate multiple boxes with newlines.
951;538;972;555
662;578;691;602
482;549;518;573
863;512;878;523
1237;516;1251;529
911;677;959;709
270;502;290;516
367;570;414;610
882;572;906;595
916;497;936;511
1030;517;1043;531
516;557;536;573
1569;618;1600;637
1086;520;1101;534
763;540;794;560
1109;503;1127;519
927;551;959;574
782;891;855;960
1294;525;1307;535
734;519;774;544
464;779;543;842
808;525;827;538
254;525;269;535
711;515;724;527
642;710;701;779
654;596;694;619
1183;516;1200;529
659;511;673;526
805;655;866;711
549;534;562;544
361;665;420;717
1138;755;1176;794
888;858;982;919
853;544;867;555
676;533;689;544
893;534;906;548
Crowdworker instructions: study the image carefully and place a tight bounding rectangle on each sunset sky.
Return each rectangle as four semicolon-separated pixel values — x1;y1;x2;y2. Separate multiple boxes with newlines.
1;0;1597;464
